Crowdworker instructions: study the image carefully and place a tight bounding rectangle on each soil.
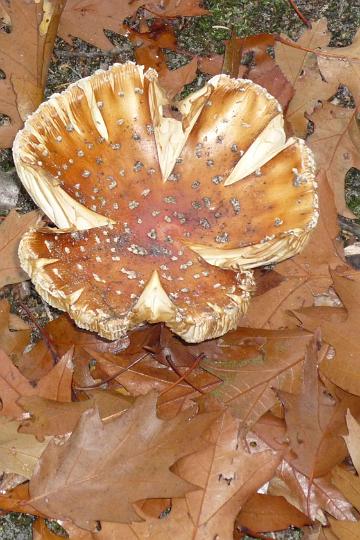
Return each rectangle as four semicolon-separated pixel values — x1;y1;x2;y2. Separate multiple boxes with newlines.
0;0;359;538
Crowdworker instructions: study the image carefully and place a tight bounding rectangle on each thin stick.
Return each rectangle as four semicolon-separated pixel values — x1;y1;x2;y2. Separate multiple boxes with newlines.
275;34;360;63
288;0;311;27
160;353;205;396
74;352;150;391
164;352;205;395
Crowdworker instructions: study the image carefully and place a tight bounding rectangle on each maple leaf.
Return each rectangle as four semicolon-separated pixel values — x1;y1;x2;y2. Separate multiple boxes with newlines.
0;0;65;147
294;273;360;395
0;210;42;288
234;493;311;536
18;390;132;440
250;413;356;522
274;19;338;137
0;348;73;418
0;417;50;478
201;327;311;428
29;391;217;528
308;102;360;217
244;171;358;329
114;410;282;539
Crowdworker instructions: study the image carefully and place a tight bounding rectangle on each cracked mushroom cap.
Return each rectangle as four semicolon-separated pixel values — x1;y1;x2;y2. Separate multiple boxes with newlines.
13;63;318;343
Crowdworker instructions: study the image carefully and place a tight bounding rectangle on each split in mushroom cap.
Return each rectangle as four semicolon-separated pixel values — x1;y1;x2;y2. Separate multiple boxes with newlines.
13;62;318;343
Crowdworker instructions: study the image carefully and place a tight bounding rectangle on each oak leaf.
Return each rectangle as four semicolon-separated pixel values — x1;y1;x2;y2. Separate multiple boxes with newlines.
244;172;358;328
115;410;282;539
0;348;73;418
29;391;217;528
0;0;64;147
18;390;132;440
201;327;311;427
294;273;360;395
317;28;360;104
276;338;360;478
0;210;42;289
274;19;338;137
0;299;30;360
308;103;360;217
250;413;356;522
0;417;50;478
234;493;311;536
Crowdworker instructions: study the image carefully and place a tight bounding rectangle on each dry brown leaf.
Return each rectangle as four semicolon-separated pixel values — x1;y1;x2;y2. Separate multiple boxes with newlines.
329;465;360;539
344;410;360;474
18;390;132;440
159;57;198;99
59;0;207;50
237;34;294;110
201;327;311;428
250;414;356;522
115;411;282;539
0;299;30;359
317;28;360;104
308;103;360;217
244;171;358;328
276;338;360;478
0;482;42;516
29;391;217;528
294;273;360;395
0;0;64;147
0;210;42;289
275;19;338;137
0;417;50;478
0;348;73;418
234;493;311;536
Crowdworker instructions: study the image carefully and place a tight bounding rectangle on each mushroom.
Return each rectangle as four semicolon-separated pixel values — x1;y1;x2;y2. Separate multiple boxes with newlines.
13;62;317;343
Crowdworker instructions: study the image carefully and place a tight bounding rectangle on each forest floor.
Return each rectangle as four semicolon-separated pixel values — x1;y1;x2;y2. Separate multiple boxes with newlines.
0;0;359;538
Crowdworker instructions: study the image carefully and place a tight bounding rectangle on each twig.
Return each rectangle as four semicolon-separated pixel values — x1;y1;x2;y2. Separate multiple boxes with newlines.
275;34;360;63
288;0;311;27
19;302;60;365
160;353;205;396
163;351;205;395
73;351;150;390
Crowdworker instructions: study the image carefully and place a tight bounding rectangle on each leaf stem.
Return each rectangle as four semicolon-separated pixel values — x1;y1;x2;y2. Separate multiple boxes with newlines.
288;0;311;27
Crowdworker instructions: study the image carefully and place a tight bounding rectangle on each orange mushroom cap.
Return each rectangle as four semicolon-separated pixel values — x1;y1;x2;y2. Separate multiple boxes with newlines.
13;63;317;343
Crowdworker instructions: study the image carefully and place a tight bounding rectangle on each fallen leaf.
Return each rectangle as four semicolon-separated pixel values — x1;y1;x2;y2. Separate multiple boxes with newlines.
238;34;294;110
0;299;30;360
0;210;42;289
294;273;360;395
276;338;360;477
275;19;338;137
0;417;50;478
244;171;358;328
329;464;360;538
58;0;207;50
0;0;65;147
29;392;217;528
250;414;356;522
344;410;360;474
116;411;282;539
308;102;360;217
0;348;73;418
317;28;360;104
201;327;311;427
160;57;198;99
18;390;132;440
0;482;42;516
234;493;311;536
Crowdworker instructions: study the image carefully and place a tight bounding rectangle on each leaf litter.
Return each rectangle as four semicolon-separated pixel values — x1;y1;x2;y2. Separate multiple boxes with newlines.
0;2;359;540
